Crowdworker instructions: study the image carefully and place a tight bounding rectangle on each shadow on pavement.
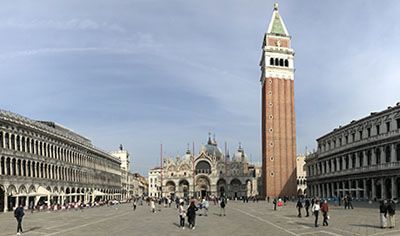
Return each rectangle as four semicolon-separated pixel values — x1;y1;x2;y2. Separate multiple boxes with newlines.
24;226;42;232
349;224;382;229
172;223;180;228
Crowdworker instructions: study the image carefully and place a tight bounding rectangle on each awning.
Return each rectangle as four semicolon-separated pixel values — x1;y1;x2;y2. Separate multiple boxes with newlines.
29;186;51;196
92;190;106;196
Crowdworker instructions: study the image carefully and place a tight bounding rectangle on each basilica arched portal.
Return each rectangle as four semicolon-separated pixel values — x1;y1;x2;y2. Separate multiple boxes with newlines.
196;176;210;198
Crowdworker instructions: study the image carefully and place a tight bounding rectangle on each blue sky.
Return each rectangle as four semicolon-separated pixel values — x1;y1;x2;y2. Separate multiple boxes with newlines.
1;1;399;176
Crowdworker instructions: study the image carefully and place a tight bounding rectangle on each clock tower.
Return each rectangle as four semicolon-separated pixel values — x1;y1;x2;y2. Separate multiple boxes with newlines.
260;3;297;198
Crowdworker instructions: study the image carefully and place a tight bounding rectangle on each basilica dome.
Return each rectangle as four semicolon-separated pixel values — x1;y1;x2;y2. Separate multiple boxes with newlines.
202;136;223;160
233;143;247;162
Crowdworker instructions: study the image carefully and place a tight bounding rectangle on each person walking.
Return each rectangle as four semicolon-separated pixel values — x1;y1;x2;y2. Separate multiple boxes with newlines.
202;198;209;216
379;200;388;229
133;199;137;211
178;200;186;229
343;195;348;209
304;198;311;217
296;199;303;217
150;198;156;213
311;200;320;227
14;204;25;235
219;196;226;216
273;198;277;211
387;199;396;228
321;200;329;226
187;201;198;230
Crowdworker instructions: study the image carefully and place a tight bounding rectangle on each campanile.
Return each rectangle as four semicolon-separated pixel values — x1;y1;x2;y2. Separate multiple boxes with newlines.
260;3;297;197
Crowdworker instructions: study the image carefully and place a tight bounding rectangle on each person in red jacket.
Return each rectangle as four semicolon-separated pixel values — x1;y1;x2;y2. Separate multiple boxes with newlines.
321;200;329;226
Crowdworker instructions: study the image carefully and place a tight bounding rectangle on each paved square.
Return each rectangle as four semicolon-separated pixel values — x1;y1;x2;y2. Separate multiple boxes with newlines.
0;201;399;236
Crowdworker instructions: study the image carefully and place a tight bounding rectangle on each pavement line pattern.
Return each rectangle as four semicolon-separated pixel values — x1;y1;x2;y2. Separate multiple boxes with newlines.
320;230;343;236
370;229;400;236
43;211;131;236
233;208;298;235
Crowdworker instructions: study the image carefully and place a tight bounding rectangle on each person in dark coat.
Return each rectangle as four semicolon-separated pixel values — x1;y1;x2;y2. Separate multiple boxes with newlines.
296;199;303;217
14;204;25;235
273;198;277;211
321;200;329;226
304;198;311;217
187;201;198;230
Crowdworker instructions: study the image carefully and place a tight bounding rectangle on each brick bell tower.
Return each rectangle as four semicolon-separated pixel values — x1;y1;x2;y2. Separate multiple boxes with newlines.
260;3;297;198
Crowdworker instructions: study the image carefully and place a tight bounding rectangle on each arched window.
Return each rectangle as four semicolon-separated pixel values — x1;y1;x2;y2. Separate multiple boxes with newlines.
270;58;274;65
5;133;9;149
0;156;4;175
284;59;289;67
12;158;16;176
279;59;284;66
275;58;279;66
11;134;15;150
21;137;25;152
16;135;20;151
376;148;381;164
0;132;3;148
386;146;391;162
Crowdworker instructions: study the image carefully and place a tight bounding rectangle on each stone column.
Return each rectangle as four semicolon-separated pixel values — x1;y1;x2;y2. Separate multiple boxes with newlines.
3;191;8;212
381;147;386;164
348;154;353;169
363;179;367;199
355;180;360;199
331;182;335;197
391;144;397;162
381;179;386;200
341;156;346;170
25;197;29;208
336;158;340;171
391;177;397;200
348;180;352;196
371;179;376;199
371;148;376;165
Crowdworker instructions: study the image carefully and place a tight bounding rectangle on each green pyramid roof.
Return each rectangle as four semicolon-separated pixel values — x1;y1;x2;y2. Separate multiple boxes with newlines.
271;13;286;36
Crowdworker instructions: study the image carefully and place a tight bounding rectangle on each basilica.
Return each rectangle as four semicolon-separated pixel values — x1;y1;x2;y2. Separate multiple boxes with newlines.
151;136;261;199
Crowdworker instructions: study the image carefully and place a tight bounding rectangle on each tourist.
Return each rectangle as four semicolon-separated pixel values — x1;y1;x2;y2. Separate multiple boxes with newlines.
267;196;270;203
187;201;198;230
347;195;354;209
202;198;209;216
133;199;137;211
379;200;388;228
311;199;320;227
219;195;227;216
387;199;396;228
272;198;277;211
296;199;303;217
178;200;186;229
343;195;348;209
321;200;329;226
304;198;310;217
150;198;156;213
14;204;25;235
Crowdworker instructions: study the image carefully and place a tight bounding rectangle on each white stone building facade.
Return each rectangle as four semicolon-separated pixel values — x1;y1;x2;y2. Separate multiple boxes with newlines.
0;110;122;212
305;103;400;200
148;167;161;198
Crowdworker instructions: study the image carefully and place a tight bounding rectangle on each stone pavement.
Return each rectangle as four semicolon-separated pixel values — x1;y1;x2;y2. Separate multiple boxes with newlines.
0;201;398;236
